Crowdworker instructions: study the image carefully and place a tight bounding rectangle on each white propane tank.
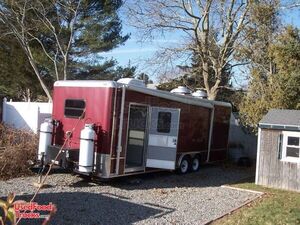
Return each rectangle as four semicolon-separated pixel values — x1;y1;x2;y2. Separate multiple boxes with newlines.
38;119;53;163
79;124;95;173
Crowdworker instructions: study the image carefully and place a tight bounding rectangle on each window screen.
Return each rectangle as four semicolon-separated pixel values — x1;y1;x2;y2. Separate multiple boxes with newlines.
286;147;299;158
288;136;299;146
157;112;171;133
64;99;85;118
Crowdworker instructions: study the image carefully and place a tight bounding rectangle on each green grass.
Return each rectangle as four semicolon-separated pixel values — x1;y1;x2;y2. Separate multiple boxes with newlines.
212;182;300;225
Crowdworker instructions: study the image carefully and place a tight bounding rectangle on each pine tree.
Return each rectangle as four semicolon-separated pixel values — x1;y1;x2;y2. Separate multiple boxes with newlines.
136;73;153;85
240;26;300;131
0;0;129;100
69;0;129;79
0;35;44;101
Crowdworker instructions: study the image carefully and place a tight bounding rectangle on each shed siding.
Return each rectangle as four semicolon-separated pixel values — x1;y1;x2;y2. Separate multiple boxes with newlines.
257;129;300;192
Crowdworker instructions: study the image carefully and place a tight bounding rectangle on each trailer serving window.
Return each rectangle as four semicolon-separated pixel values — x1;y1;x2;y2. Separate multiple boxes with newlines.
64;99;85;118
157;112;171;133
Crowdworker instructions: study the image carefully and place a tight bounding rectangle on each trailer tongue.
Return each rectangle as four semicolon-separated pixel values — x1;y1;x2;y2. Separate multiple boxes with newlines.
35;78;231;178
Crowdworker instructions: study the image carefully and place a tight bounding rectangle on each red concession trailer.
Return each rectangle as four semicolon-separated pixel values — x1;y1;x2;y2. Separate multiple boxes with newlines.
37;79;231;178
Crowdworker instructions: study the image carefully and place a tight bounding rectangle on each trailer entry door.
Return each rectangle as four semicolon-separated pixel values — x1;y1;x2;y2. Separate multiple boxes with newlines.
125;105;148;172
146;107;180;170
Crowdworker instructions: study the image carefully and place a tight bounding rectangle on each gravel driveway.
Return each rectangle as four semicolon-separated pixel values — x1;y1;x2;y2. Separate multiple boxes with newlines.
0;165;260;225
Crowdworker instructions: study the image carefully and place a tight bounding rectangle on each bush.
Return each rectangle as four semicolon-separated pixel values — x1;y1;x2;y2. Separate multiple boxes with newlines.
0;123;37;180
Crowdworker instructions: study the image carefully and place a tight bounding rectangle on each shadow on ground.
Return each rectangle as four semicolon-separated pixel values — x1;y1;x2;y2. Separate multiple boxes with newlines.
1;163;256;225
15;192;174;225
70;163;255;190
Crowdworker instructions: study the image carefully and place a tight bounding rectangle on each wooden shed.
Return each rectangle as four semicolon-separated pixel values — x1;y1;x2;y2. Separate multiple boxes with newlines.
255;109;300;192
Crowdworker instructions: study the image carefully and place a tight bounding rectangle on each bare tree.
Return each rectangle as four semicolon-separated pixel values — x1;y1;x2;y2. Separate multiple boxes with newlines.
125;0;252;100
0;0;81;101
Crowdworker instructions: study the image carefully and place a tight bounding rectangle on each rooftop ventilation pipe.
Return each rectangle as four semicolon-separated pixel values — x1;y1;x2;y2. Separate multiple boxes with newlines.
170;86;191;95
192;90;208;99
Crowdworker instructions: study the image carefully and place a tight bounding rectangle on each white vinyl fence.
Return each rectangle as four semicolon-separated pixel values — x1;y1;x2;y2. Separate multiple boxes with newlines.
2;98;52;134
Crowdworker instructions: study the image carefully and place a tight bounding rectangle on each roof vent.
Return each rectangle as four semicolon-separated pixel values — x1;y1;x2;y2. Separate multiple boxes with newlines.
192;90;208;99
170;86;191;95
117;78;145;87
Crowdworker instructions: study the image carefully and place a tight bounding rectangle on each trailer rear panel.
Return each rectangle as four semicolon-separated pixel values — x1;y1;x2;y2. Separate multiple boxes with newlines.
52;84;115;155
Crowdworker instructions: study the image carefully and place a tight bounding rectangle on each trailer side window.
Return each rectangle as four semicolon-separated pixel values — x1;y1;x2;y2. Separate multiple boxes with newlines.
64;99;85;118
157;112;171;133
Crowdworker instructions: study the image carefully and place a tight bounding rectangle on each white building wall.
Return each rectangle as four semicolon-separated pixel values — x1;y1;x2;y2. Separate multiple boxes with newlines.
2;98;52;134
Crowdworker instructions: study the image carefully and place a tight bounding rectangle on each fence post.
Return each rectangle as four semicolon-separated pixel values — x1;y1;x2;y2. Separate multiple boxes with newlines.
34;105;40;134
2;97;7;123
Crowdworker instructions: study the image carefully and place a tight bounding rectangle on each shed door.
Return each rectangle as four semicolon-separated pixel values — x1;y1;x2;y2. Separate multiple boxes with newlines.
146;107;180;170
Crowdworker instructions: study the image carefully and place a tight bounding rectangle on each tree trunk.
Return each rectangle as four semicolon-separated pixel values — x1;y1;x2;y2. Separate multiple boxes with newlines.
208;67;222;100
201;5;213;100
25;46;53;102
63;54;68;80
27;56;52;102
202;61;211;96
29;60;52;102
207;89;218;100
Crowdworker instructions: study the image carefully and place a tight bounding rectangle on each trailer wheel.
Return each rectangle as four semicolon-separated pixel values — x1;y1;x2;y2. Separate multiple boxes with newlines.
191;155;200;172
177;156;191;174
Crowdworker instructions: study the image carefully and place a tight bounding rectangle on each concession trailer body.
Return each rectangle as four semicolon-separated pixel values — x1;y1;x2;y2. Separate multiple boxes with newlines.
37;79;231;178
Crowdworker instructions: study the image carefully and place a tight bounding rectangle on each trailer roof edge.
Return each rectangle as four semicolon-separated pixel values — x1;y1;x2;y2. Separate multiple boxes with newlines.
53;80;231;108
124;84;231;108
54;80;117;88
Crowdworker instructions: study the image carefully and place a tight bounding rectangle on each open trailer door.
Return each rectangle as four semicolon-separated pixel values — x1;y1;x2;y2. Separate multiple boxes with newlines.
146;107;180;170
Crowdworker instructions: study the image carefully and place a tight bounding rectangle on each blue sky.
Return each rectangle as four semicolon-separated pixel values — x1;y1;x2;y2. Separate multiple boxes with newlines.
99;5;300;85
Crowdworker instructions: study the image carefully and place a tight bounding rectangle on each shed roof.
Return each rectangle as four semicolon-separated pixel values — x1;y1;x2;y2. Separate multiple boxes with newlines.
259;109;300;131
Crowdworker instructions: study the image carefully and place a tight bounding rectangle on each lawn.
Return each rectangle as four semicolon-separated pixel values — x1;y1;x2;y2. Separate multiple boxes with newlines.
212;181;300;225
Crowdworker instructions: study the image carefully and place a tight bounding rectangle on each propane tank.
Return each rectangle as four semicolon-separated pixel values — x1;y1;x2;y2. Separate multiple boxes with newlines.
38;118;53;163
78;124;95;173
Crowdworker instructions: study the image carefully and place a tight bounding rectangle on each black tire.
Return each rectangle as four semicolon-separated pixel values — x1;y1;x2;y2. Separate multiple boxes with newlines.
177;156;191;174
191;155;200;172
